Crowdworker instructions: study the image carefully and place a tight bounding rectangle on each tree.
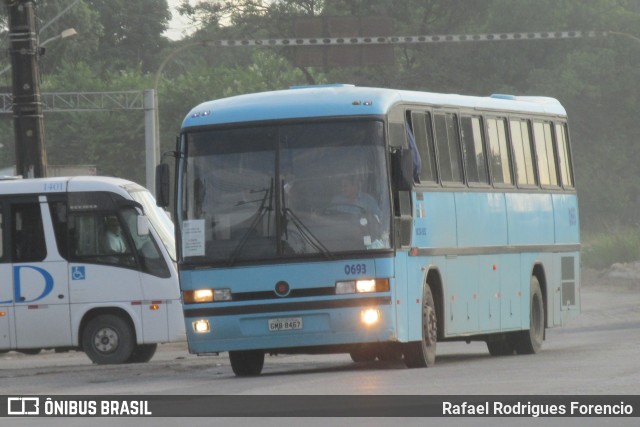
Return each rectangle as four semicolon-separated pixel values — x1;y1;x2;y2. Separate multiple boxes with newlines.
86;0;171;73
2;0;640;230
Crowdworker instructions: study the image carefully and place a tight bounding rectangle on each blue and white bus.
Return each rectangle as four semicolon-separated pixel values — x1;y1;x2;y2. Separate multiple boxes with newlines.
156;84;580;376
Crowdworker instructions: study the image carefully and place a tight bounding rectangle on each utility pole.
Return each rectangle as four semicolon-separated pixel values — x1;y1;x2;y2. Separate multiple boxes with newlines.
5;0;47;178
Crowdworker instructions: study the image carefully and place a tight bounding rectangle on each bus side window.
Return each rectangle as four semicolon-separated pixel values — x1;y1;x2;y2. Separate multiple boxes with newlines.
460;115;489;185
533;121;559;187
510;118;537;187
409;111;438;184
434;112;463;184
486;117;513;186
555;123;574;188
12;203;46;263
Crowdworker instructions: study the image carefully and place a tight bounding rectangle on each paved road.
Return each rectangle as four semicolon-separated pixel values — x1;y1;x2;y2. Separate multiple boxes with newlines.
2;271;639;426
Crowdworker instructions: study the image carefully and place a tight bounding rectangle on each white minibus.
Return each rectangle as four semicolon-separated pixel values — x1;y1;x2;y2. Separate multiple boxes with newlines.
0;176;184;364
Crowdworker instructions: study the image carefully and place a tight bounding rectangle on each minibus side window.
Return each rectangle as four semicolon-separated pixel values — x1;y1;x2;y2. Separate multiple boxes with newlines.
69;211;136;268
120;208;170;278
12;203;46;263
49;201;69;259
0;210;3;260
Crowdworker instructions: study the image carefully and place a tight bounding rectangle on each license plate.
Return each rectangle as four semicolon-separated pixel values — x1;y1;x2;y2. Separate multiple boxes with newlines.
268;317;303;332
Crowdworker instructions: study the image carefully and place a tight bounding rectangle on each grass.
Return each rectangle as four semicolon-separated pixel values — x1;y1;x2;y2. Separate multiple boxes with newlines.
581;228;640;270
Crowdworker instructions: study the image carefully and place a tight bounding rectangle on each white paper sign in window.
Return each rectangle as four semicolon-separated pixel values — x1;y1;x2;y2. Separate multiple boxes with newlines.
182;219;205;257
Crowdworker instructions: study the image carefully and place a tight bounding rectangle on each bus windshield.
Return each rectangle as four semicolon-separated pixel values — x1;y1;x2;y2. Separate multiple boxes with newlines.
129;188;176;261
180;120;391;265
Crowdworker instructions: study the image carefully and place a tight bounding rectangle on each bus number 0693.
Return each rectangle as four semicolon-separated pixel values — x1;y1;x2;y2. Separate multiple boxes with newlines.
344;264;367;275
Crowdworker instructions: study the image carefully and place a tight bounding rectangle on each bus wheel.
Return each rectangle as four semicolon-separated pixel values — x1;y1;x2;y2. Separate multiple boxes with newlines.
486;336;515;356
513;276;545;355
403;285;437;368
127;344;158;363
82;314;135;364
349;344;377;363
229;350;264;376
377;343;404;362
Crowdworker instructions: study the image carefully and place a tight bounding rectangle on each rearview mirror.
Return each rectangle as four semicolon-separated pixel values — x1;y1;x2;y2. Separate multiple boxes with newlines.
155;163;170;208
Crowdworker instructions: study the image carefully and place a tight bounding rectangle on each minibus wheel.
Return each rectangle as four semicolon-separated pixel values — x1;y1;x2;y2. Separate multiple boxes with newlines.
127;344;158;363
82;314;135;364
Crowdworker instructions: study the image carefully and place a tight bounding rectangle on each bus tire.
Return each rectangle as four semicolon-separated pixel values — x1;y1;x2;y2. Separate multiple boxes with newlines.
403;284;437;368
349;344;377;363
127;344;158;363
513;276;545;355
377;343;403;362
229;350;264;376
486;336;515;356
82;314;135;365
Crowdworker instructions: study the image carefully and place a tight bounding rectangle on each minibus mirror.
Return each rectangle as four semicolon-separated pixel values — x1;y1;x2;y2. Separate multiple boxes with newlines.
391;148;414;191
137;215;150;236
155;163;170;208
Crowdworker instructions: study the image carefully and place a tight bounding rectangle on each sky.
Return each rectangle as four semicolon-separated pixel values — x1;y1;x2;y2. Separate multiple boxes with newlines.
165;0;196;40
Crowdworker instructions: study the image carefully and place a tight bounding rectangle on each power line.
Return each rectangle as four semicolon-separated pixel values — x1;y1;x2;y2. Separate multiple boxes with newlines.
202;30;607;48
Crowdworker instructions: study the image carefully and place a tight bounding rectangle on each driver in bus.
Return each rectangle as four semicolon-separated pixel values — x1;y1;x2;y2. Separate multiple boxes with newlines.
328;175;387;249
104;216;127;253
330;175;382;222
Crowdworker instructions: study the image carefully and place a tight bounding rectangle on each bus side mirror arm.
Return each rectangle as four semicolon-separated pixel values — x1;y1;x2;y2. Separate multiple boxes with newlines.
391;148;414;191
155;163;171;208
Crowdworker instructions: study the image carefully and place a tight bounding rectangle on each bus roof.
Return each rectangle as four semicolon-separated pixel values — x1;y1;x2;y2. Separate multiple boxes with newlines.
0;176;146;196
182;85;567;128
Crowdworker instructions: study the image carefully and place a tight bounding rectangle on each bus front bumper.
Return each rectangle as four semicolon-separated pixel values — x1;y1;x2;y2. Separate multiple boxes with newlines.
183;296;396;353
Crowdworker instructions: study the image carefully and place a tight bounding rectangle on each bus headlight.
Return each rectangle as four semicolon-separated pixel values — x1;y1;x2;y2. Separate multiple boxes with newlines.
183;288;232;304
335;279;389;294
356;279;376;293
361;308;381;325
193;319;210;333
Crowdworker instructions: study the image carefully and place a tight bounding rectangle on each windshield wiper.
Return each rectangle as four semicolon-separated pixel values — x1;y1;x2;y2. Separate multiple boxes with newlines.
281;180;332;259
228;179;274;265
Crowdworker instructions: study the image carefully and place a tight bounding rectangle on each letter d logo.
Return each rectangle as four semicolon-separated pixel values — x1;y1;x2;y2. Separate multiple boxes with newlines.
13;266;54;303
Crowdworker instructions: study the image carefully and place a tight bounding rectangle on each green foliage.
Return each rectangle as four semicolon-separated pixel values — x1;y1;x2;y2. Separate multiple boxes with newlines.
2;0;640;242
157;50;322;154
86;0;171;73
582;229;640;269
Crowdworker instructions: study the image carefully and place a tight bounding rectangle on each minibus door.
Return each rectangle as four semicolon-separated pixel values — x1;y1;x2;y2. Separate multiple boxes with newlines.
0;264;14;350
124;211;176;343
11;198;72;349
0;204;15;350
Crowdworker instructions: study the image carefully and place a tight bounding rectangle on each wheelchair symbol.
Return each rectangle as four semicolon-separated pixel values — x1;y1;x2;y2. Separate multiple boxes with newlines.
72;266;86;280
